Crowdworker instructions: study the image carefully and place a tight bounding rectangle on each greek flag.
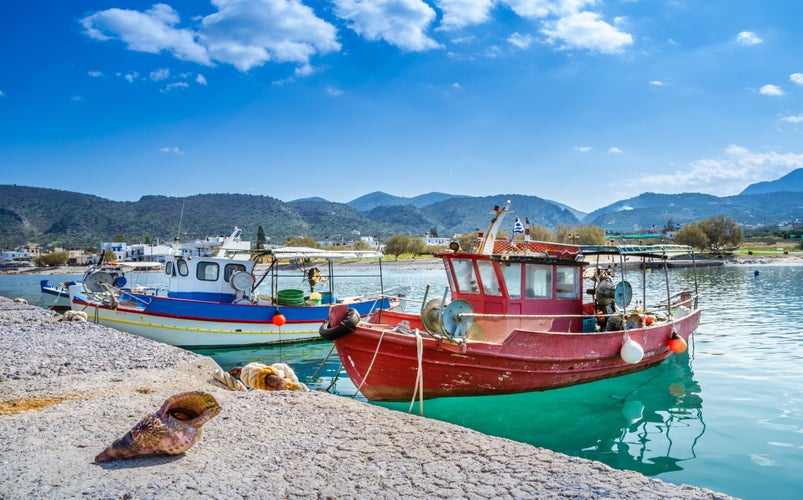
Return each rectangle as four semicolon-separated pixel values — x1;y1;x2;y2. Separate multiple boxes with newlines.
512;217;524;234
509;217;525;241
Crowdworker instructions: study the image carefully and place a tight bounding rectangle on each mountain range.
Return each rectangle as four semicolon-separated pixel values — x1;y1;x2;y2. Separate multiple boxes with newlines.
1;169;801;249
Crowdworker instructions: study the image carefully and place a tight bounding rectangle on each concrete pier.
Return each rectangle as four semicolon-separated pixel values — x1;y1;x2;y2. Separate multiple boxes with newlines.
0;298;731;499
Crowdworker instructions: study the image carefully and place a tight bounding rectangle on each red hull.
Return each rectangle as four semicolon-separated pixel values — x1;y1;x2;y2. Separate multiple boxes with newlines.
334;308;701;402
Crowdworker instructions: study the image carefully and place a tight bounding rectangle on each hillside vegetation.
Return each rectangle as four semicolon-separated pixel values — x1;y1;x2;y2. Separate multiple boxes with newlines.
1;177;801;249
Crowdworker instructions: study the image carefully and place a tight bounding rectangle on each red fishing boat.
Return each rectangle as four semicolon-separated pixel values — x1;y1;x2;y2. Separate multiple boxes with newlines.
321;201;701;402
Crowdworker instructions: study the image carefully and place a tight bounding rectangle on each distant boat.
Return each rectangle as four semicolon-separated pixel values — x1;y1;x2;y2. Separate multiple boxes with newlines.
322;201;701;402
69;232;402;348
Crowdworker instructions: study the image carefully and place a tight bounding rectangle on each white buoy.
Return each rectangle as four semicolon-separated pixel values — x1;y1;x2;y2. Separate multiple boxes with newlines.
620;333;644;364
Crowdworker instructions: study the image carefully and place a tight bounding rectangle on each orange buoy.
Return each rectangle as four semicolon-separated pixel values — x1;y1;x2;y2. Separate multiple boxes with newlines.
272;313;286;327
669;331;687;353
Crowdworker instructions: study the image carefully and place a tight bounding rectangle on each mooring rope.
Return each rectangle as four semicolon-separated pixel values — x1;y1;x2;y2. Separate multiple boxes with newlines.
351;328;388;399
407;328;425;416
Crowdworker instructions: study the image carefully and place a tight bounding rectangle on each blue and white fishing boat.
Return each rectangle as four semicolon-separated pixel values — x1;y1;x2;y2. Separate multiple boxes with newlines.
68;241;401;348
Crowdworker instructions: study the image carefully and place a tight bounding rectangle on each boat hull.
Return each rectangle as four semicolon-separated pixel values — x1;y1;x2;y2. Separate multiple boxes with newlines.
40;280;74;310
334;308;701;401
71;292;392;348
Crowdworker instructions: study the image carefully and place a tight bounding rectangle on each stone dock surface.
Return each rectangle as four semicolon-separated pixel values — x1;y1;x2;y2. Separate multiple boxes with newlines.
0;298;732;499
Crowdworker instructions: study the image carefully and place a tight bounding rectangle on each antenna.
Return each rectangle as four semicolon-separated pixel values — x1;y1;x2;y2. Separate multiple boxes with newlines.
176;197;186;242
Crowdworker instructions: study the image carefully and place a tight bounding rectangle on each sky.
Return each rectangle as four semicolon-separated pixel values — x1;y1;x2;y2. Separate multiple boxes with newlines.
1;0;802;213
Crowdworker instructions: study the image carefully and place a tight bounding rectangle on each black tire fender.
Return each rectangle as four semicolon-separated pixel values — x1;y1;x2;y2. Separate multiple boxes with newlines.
319;308;360;340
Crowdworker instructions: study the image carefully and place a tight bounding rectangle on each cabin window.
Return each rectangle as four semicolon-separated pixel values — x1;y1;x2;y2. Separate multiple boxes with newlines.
476;260;501;295
176;259;189;277
501;262;522;299
224;263;247;282
165;261;173;276
525;264;552;299
556;266;580;299
452;259;479;294
197;262;219;281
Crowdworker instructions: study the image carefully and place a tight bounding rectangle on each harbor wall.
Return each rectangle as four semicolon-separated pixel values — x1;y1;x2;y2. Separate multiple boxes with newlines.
0;298;730;499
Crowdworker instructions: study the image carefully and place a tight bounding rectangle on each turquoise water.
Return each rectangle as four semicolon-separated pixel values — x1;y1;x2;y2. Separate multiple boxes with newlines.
3;264;802;499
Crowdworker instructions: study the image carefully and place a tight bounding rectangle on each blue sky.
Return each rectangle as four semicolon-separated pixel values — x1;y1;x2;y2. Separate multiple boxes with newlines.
1;1;802;213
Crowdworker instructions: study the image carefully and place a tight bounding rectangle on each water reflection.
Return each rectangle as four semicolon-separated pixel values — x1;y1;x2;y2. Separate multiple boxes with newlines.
197;340;705;478
376;352;704;477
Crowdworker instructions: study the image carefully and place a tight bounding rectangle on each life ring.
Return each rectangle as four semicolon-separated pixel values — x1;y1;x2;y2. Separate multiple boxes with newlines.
319;308;360;340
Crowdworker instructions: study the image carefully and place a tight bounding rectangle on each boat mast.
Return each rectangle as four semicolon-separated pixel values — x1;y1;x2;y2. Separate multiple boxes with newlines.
477;200;511;255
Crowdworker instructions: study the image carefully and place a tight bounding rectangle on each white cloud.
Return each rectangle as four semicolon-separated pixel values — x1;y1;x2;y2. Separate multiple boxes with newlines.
88;70;103;78
502;0;598;19
117;72;139;83
294;64;316;77
326;85;344;96
160;146;185;155
759;84;784;96
333;0;440;51
150;68;170;81
781;115;803;123
541;11;633;54
574;146;592;152
626;145;803;196
736;31;762;46
790;73;803;85
609;147;622;154
508;32;534;49
82;1;340;72
161;82;190;92
201;0;341;70
436;0;494;31
196;74;208;85
649;80;664;86
82;4;211;65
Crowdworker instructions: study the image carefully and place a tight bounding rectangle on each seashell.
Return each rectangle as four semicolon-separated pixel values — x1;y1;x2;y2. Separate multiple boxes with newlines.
95;391;220;462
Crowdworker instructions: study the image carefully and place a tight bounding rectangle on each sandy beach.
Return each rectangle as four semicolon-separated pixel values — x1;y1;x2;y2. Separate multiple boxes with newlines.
0;297;732;498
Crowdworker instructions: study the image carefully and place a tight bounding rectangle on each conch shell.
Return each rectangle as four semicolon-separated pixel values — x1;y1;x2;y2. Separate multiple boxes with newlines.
95;391;220;462
239;362;309;392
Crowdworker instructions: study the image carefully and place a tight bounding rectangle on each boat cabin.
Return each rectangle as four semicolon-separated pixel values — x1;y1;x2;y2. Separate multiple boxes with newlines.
439;240;587;333
164;256;256;303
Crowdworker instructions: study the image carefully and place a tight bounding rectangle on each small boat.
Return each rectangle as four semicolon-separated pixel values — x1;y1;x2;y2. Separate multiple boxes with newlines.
69;238;401;348
322;201;702;402
40;262;159;311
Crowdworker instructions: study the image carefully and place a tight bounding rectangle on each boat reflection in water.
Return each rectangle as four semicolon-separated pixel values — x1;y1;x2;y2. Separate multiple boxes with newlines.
376;351;704;478
195;341;703;478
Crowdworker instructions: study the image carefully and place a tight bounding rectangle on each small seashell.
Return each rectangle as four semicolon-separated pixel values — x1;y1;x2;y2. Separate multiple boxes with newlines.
95;391;220;462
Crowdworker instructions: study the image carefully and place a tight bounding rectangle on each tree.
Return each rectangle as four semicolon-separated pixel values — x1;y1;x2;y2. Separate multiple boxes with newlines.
457;231;480;253
528;226;554;242
353;240;370;250
284;236;320;249
674;224;709;251
429;227;438;238
256;226;267;249
34;251;69;267
698;215;743;251
383;234;410;260
407;236;425;259
665;219;676;232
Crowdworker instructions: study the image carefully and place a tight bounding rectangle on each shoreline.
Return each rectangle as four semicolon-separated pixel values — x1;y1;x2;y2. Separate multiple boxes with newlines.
0;298;731;498
4;252;803;277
